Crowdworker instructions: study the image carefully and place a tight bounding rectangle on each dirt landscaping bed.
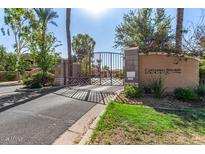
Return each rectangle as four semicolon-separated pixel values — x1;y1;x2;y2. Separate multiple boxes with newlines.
89;101;205;145
115;92;205;109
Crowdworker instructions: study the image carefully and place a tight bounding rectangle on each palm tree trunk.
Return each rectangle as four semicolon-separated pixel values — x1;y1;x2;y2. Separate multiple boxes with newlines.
176;8;184;53
66;8;72;85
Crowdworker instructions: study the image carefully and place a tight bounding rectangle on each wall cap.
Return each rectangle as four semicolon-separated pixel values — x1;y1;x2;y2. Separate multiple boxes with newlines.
139;52;200;61
124;47;139;51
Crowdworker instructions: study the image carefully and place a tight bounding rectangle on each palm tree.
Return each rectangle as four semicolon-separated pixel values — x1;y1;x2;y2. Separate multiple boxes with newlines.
33;8;58;54
34;8;58;31
71;34;96;62
66;8;72;79
34;8;58;47
175;8;184;53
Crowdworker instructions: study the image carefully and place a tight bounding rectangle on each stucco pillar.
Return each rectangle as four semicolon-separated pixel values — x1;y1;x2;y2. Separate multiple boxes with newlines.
54;59;65;86
72;62;81;77
124;47;139;86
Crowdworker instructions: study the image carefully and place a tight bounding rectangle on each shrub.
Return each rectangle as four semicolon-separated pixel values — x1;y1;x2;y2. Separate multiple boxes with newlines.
124;85;144;98
22;73;41;88
143;86;152;94
22;78;32;87
22;71;55;88
29;80;42;89
195;84;205;97
32;72;42;82
0;71;16;81
174;88;199;101
200;59;205;84
150;77;165;98
5;71;16;81
32;72;55;86
45;72;55;85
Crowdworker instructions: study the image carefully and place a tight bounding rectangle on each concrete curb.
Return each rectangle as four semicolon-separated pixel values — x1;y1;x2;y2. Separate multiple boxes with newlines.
52;104;106;145
52;88;122;145
78;105;107;145
15;86;64;92
77;90;122;145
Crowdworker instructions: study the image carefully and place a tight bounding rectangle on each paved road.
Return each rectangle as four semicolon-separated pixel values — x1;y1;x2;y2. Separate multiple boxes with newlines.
0;90;95;145
0;83;23;97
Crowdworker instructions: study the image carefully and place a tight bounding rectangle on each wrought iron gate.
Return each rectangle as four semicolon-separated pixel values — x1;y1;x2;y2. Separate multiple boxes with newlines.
91;52;124;86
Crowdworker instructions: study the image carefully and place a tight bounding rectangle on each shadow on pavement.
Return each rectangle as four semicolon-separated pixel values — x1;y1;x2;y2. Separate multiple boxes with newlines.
0;87;63;113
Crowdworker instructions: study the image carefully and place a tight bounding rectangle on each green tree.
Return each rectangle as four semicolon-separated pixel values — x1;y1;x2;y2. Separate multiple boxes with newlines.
26;8;60;85
114;9;174;52
29;32;60;73
81;56;89;76
0;45;30;73
4;53;17;71
154;8;174;50
72;34;96;62
0;45;6;59
17;58;32;75
0;45;18;71
33;8;58;42
0;45;7;71
2;8;35;79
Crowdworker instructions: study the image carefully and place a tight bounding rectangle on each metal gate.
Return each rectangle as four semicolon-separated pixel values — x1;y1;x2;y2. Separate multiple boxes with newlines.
91;52;124;86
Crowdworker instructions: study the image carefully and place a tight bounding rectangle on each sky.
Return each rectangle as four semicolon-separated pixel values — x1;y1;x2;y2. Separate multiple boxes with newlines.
0;8;204;58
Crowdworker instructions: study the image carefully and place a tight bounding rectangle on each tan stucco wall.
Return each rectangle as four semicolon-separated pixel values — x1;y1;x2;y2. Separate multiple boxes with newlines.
138;53;199;92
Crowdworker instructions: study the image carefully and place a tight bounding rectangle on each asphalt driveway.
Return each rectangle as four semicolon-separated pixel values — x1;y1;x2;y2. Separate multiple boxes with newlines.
55;85;124;104
0;90;95;145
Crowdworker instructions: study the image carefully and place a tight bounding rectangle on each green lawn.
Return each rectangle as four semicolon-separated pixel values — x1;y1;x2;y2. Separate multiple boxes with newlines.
89;102;205;144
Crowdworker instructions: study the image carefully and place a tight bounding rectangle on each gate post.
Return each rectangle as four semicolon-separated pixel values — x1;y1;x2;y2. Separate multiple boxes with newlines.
72;62;81;77
110;53;112;86
100;53;102;85
89;52;91;84
63;60;66;85
124;47;139;86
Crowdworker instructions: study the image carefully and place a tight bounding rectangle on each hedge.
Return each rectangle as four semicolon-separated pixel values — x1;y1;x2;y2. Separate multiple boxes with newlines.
0;71;17;81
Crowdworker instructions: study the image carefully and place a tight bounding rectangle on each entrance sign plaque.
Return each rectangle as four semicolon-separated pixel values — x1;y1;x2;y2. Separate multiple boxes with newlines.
127;71;135;81
127;71;135;78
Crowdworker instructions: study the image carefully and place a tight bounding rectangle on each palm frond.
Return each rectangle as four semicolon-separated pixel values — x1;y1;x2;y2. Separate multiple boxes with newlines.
49;21;58;27
34;8;58;27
